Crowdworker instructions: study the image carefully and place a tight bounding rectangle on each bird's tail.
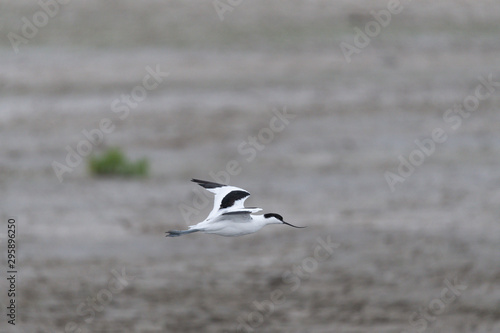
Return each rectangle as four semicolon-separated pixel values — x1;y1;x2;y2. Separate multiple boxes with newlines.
165;229;200;237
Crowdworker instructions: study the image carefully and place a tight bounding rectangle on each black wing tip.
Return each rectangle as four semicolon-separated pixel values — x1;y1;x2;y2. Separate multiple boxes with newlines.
191;178;226;189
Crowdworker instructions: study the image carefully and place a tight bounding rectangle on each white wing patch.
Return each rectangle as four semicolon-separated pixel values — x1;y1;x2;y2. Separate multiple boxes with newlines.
191;179;253;219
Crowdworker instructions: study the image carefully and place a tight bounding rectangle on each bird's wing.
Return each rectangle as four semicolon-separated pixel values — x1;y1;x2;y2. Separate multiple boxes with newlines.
219;210;253;223
191;179;252;219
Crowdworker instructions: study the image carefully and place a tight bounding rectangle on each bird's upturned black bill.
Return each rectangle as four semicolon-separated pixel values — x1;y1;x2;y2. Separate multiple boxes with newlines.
282;221;306;228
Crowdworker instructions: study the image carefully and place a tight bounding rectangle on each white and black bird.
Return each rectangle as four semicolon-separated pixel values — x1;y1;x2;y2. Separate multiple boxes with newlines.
166;179;305;237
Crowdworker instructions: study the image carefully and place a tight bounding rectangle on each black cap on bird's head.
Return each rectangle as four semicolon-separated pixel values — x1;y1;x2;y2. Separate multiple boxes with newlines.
264;213;306;229
264;213;283;221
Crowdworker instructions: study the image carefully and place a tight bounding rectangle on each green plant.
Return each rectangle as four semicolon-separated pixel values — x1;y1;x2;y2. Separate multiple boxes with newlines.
88;148;149;178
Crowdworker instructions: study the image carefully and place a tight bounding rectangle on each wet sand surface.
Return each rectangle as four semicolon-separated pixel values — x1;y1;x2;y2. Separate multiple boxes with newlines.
1;1;500;332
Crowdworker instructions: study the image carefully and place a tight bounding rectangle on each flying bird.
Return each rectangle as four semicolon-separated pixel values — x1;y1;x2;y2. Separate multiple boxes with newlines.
166;179;305;237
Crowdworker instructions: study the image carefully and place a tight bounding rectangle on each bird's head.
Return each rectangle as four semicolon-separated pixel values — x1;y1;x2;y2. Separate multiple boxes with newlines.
263;213;306;228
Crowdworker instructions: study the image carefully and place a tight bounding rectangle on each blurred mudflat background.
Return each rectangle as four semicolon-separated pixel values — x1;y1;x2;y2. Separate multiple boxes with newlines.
1;1;500;332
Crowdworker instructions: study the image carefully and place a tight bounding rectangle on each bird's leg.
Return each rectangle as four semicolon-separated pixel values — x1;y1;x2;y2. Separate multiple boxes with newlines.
165;229;199;237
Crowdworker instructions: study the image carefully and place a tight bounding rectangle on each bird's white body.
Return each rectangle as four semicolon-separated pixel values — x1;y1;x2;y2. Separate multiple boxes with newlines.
166;179;304;237
187;212;276;237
